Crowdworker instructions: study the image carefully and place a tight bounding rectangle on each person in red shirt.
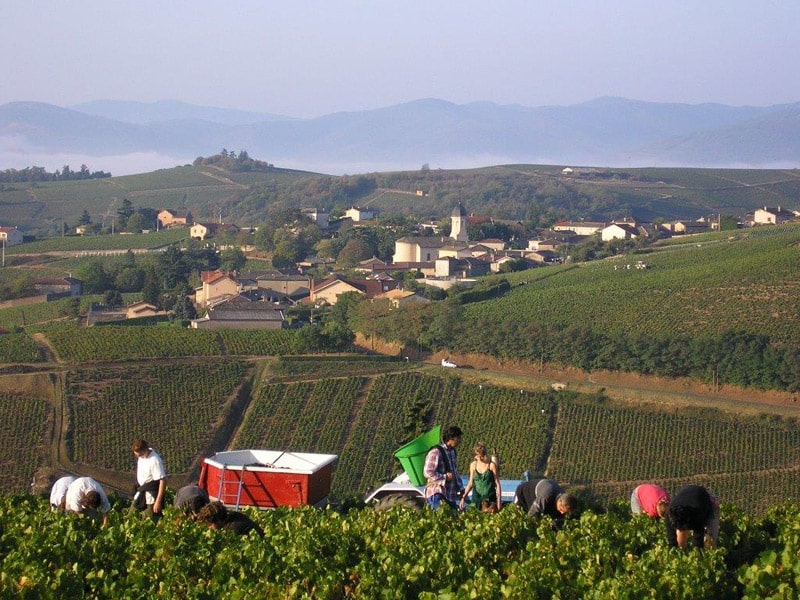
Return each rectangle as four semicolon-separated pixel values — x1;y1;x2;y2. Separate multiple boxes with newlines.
630;483;670;518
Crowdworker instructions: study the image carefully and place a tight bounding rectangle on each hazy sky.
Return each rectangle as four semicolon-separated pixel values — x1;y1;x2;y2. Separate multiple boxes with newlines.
4;0;800;118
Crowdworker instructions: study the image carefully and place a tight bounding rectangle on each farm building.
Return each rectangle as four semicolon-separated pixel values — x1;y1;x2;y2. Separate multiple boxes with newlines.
194;270;239;307
190;295;286;330
0;226;24;246
157;209;194;228
190;222;240;240
753;206;795;225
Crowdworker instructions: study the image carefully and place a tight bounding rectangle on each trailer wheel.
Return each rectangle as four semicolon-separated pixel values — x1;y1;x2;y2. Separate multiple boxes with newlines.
372;493;425;512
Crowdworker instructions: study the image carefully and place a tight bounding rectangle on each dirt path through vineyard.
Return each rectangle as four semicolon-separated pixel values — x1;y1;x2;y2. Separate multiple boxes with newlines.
356;335;800;416
430;352;800;417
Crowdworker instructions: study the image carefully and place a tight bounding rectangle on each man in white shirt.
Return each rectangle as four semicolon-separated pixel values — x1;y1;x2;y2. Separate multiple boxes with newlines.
132;439;167;520
49;475;76;511
64;477;111;525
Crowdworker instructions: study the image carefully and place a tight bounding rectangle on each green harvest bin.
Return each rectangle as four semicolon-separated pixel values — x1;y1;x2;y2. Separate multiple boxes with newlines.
393;425;441;486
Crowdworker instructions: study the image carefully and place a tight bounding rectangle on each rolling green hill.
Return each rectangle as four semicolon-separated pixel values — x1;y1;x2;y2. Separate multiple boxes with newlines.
0;164;316;236
340;223;800;392
2;162;799;236
461;224;800;344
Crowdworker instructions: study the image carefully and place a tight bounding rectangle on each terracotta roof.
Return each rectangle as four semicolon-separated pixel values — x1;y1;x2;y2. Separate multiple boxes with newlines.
201;270;236;284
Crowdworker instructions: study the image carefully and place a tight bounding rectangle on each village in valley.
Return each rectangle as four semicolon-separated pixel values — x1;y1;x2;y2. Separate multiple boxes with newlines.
0;195;797;330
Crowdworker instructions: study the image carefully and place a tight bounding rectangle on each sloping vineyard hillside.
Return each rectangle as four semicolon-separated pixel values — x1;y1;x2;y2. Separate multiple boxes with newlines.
1;356;799;515
463;224;800;344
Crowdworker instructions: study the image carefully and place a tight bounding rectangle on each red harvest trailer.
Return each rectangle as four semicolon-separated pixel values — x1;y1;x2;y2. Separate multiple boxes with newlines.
198;449;338;509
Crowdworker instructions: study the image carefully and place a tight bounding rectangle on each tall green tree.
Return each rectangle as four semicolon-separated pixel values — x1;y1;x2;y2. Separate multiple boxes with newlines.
336;238;373;268
114;267;145;293
103;290;124;308
272;228;303;268
75;260;112;294
220;247;246;272
116;199;134;229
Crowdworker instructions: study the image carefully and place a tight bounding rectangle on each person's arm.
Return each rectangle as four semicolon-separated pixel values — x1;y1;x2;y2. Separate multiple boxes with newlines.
491;463;502;510
423;449;444;483
100;490;111;524
666;518;679;547
459;462;476;509
153;478;166;514
691;528;704;549
528;493;546;517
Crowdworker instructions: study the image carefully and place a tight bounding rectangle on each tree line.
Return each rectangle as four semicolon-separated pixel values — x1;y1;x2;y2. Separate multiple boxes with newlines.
0;164;111;184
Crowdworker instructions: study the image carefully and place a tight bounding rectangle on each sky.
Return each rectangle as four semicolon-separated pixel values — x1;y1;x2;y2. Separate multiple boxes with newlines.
4;0;800;118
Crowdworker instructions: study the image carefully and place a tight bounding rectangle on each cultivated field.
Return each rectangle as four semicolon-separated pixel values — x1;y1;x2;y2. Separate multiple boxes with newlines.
1;343;798;515
469;224;800;343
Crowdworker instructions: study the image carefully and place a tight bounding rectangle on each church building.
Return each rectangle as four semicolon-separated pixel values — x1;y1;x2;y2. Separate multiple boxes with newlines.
393;203;470;263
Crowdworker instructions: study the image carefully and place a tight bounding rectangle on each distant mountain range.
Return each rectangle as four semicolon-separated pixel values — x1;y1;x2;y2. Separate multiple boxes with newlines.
1;97;799;175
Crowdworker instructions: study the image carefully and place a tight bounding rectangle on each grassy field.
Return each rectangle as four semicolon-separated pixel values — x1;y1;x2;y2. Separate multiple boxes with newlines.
6;228;187;254
66;359;251;474
0;392;50;493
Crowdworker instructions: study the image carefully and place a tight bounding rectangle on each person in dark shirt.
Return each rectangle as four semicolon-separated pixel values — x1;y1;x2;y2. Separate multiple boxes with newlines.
223;510;265;536
174;484;209;518
196;501;264;537
666;485;720;549
513;478;576;524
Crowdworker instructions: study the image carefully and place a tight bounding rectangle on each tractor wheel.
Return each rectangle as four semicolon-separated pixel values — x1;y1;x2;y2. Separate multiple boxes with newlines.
372;493;425;512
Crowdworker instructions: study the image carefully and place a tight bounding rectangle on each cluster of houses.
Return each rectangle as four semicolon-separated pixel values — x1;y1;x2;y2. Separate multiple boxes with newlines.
187;265;429;330
0;201;797;327
180;203;723;330
157;209;244;241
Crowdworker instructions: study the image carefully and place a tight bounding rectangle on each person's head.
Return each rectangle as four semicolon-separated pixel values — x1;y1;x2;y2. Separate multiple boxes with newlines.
82;490;102;511
556;493;577;516
443;426;463;448
656;498;670;519
186;494;210;517
668;504;694;531
132;439;150;458
196;501;228;529
472;442;488;462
